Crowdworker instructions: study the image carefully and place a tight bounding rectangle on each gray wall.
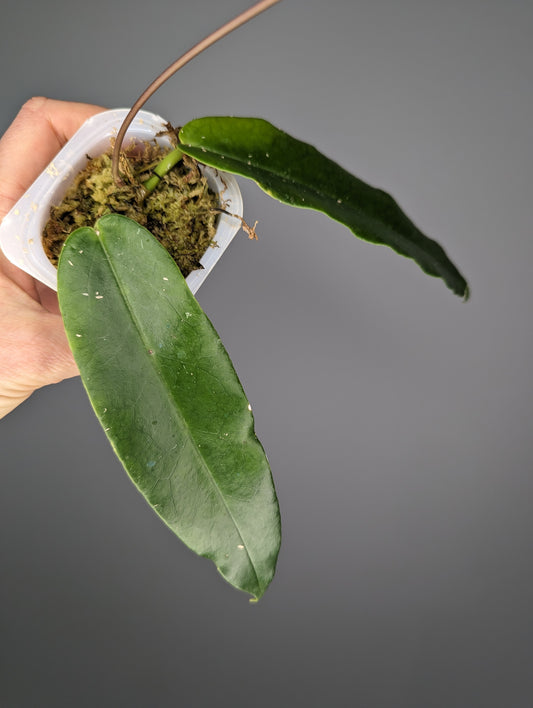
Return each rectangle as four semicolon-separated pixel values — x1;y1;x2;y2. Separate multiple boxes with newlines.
1;1;532;706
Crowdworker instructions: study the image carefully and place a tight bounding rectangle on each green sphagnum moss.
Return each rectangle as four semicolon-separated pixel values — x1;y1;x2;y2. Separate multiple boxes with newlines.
43;139;219;278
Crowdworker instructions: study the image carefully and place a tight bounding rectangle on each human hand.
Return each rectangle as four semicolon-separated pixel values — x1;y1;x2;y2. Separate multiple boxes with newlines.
0;97;104;419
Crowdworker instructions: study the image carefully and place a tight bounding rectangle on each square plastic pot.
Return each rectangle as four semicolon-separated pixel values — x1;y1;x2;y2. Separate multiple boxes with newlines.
0;108;243;295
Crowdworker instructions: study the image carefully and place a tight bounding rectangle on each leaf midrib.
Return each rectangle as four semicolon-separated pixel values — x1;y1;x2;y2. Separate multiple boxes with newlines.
97;229;263;594
183;145;461;289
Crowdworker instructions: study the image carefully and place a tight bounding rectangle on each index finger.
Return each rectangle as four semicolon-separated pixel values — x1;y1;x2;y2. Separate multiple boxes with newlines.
0;97;105;222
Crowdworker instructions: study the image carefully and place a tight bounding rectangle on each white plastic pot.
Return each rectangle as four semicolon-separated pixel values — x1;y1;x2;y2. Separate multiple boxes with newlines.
0;109;243;295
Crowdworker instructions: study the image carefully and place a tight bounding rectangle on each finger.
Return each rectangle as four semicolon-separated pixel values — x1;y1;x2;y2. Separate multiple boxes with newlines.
0;97;105;222
0;281;79;419
0;97;105;296
34;280;59;314
0;249;40;303
39;312;80;384
0;318;79;420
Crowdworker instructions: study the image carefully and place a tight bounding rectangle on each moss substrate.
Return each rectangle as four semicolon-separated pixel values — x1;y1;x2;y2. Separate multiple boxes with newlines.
42;140;219;278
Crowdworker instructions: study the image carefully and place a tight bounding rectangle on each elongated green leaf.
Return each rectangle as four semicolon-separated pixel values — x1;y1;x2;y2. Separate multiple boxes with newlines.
57;214;280;600
179;117;468;299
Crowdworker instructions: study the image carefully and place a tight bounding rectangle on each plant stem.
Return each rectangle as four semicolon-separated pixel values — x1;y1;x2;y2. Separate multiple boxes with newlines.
142;146;184;195
112;0;283;186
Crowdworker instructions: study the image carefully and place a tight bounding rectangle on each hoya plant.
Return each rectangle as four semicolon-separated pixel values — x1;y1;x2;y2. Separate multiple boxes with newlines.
37;0;468;600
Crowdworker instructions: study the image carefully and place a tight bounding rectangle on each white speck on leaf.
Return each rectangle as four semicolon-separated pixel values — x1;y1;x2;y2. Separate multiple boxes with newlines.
248;404;252;411
237;545;245;550
185;312;192;318
75;334;82;338
82;293;89;296
68;260;74;266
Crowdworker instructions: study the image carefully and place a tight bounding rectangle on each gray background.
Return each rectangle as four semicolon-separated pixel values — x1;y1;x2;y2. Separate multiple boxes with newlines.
1;0;532;706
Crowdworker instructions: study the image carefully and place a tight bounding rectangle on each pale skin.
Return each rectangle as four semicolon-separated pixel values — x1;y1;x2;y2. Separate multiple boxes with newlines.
0;97;104;419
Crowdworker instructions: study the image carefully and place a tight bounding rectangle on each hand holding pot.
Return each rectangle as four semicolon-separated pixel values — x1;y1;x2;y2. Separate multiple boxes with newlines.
0;97;103;419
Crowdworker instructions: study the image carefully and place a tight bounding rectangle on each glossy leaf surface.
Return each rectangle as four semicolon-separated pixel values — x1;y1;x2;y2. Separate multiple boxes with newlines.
179;117;468;299
57;214;280;600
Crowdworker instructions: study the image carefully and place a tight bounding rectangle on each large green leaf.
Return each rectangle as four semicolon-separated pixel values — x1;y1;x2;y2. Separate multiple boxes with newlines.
57;213;280;600
179;117;469;299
